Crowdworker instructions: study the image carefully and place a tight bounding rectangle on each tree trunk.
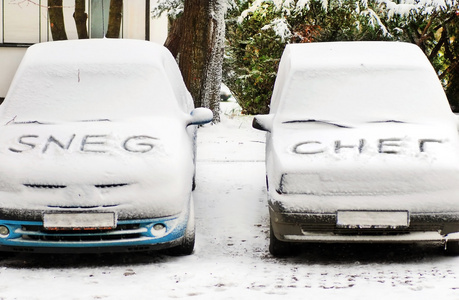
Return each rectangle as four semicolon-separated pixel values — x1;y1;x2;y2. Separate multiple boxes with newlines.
167;0;225;122
73;0;89;39
164;17;183;59
48;0;68;40
106;0;123;38
178;1;208;108
201;0;225;122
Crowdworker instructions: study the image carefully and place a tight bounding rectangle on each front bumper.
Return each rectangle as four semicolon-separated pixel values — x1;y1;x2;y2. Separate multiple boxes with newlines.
270;206;459;244
0;214;189;253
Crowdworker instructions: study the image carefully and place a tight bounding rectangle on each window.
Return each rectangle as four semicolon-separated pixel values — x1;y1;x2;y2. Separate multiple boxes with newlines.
90;0;111;39
1;0;44;44
0;0;151;45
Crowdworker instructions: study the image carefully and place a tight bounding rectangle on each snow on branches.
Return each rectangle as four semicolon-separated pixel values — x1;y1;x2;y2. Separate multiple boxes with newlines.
151;0;184;18
152;0;237;18
237;0;458;40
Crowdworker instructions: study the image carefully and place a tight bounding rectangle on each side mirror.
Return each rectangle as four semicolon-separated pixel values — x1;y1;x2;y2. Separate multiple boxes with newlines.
188;107;213;126
253;114;274;132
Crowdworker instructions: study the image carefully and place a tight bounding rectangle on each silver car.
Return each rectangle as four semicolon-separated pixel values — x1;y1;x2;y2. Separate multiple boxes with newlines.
254;41;459;256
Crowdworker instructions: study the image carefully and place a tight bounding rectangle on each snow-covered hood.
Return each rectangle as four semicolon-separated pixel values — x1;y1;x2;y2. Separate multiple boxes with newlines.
0;118;194;217
267;118;459;196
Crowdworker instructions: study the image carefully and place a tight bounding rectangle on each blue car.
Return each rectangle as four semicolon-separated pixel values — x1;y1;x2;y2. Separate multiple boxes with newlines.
0;39;212;254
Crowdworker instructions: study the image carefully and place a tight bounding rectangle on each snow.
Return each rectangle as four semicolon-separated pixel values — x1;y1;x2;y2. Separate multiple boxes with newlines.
151;0;184;18
0;101;458;299
379;0;457;17
262;18;292;42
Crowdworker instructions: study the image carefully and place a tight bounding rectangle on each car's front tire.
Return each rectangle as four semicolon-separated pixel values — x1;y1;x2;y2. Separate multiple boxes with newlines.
169;198;196;256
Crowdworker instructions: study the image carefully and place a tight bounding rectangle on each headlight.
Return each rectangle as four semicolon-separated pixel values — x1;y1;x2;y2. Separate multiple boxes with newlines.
0;225;10;238
150;223;167;237
278;173;320;195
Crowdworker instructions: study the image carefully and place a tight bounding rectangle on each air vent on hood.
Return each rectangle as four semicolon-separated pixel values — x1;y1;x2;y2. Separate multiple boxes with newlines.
95;183;130;189
24;184;67;189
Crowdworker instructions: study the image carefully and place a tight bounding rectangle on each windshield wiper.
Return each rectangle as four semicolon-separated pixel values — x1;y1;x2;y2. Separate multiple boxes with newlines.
5;120;50;125
13;121;47;124
283;119;352;128
368;120;406;124
79;119;111;123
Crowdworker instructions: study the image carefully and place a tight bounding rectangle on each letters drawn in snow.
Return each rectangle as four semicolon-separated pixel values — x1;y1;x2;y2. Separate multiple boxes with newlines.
8;134;157;154
292;138;444;155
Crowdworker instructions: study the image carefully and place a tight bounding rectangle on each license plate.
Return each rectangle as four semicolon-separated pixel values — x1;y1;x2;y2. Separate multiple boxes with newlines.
337;211;409;228
43;212;116;230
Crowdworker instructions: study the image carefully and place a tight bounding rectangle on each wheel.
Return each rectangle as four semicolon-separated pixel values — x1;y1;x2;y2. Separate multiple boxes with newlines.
169;198;196;256
269;220;297;257
444;240;459;255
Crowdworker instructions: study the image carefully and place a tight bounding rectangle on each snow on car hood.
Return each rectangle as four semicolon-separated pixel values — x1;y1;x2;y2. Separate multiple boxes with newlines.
267;117;459;197
0;117;194;217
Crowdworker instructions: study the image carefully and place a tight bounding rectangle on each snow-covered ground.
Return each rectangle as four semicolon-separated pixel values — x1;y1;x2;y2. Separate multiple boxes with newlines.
0;101;458;299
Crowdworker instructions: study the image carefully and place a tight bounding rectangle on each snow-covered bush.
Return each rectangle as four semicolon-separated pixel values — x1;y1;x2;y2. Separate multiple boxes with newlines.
224;2;286;114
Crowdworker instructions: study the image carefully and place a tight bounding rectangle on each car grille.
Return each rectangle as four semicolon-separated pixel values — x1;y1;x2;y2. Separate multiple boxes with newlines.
300;224;441;235
16;222;148;243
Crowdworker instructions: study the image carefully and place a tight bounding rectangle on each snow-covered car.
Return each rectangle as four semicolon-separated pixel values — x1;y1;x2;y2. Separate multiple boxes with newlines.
0;39;213;254
253;41;459;256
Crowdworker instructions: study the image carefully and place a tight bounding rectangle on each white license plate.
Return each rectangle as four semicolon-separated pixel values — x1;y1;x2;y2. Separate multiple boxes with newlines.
337;211;409;228
43;213;116;230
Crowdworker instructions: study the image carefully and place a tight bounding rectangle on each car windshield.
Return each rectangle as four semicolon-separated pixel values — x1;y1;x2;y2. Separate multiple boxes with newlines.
1;63;182;123
276;67;451;125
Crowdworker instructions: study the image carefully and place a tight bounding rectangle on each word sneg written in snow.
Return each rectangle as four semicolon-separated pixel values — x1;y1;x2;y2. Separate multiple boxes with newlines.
8;134;157;154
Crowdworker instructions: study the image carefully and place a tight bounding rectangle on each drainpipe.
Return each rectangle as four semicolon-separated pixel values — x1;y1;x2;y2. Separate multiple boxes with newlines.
145;0;150;41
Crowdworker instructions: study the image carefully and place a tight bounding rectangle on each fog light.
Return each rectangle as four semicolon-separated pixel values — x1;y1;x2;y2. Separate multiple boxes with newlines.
151;223;166;237
0;226;10;238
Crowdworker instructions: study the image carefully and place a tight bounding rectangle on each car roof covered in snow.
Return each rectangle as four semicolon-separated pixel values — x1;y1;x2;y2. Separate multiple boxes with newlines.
281;41;428;71
1;39;193;122
22;38;174;65
270;41;452;124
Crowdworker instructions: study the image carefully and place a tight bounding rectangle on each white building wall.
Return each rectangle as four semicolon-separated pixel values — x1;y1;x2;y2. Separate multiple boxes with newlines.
0;47;26;100
124;1;146;40
150;16;168;44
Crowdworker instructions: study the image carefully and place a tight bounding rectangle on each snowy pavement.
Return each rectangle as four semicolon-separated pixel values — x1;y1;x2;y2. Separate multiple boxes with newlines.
0;101;458;299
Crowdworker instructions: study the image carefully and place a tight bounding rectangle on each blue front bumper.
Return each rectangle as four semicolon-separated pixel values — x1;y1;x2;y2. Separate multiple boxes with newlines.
0;216;187;253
